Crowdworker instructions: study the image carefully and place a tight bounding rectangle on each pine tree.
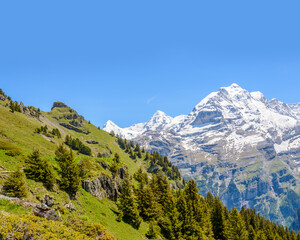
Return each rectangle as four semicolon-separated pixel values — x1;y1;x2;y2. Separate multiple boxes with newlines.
42;163;56;190
137;148;142;158
55;144;81;198
134;143;140;152
137;184;160;221
113;153;121;163
110;159;119;178
3;168;27;198
134;167;148;185
9;101;14;113
146;221;157;239
225;208;248;240
24;150;56;189
248;225;257;240
176;190;188;234
118;178;141;229
211;197;226;240
256;230;267;240
160;193;181;240
24;150;44;180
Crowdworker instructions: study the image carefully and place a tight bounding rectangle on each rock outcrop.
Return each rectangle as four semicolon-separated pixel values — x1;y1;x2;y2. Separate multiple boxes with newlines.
51;101;69;110
82;174;122;201
0;194;59;221
82;167;127;201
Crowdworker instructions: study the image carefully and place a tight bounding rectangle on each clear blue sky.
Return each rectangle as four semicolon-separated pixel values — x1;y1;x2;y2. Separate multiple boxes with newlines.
1;1;300;127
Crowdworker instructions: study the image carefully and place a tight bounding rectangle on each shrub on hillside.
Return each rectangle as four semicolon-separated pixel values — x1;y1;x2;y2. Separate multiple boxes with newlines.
3;169;27;198
0;140;22;156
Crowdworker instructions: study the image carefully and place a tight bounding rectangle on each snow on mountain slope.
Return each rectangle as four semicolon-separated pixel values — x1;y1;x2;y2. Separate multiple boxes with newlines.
103;110;175;139
103;83;300;227
104;83;300;154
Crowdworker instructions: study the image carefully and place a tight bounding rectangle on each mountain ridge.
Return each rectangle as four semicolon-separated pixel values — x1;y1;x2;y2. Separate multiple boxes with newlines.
104;83;300;228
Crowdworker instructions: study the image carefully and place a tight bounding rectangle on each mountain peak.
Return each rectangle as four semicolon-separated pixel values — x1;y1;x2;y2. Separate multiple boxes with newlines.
103;120;119;129
152;110;169;118
51;101;69;110
219;83;246;94
229;83;241;88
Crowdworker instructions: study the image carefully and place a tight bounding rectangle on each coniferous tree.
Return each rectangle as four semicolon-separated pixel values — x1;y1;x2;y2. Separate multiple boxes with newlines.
24;150;56;190
134;167;148;185
146;221;158;239
118;178;141;229
211;197;226;240
137;148;142;158
158;192;181;240
42;163;56;190
9;101;15;113
256;230;267;240
225;208;248;240
110;159;119;178
55;144;81;198
24;150;45;180
3;168;27;198
134;143;140;152
176;190;188;235
113;153;121;163
248;225;257;240
183;179;210;239
137;184;160;221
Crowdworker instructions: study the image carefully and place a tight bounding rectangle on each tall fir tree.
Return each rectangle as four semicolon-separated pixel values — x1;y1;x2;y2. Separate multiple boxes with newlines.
55;144;81;198
248;225;257;240
24;149;56;190
146;221;158;239
211;197;226;240
118;178;141;229
225;208;248;240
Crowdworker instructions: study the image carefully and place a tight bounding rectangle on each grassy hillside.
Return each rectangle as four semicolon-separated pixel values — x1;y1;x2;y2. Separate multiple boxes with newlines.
0;92;183;240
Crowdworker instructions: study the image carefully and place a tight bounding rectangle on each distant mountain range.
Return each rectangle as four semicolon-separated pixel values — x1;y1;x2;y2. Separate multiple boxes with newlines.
104;83;300;228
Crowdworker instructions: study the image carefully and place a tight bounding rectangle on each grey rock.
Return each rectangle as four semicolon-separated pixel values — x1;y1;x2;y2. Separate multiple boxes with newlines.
33;208;59;221
82;174;121;201
59;122;88;134
51;101;69;110
102;152;111;158
147;165;160;173
86;140;99;144
42;195;54;207
64;202;76;211
118;167;128;179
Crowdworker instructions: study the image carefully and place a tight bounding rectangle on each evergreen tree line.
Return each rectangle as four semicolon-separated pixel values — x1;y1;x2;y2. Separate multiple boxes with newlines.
117;136;181;180
0;88;7;98
118;168;300;240
9;101;21;113
4;92;41;118
65;135;92;156
35;125;62;138
3;145;81;198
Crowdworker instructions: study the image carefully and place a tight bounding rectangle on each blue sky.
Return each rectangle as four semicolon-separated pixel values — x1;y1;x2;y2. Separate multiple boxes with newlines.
1;1;300;127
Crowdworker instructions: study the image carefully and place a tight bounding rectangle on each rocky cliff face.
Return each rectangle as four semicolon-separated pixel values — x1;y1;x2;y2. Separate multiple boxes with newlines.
82;167;127;201
103;83;300;228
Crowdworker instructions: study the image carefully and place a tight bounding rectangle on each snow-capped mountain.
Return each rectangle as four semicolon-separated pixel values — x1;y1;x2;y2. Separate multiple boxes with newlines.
103;83;300;228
